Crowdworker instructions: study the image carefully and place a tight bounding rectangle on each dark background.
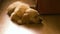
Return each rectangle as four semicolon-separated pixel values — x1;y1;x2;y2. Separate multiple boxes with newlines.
38;0;60;14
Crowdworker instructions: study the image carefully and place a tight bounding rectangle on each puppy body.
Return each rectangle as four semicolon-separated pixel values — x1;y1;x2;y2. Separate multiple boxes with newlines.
7;1;40;25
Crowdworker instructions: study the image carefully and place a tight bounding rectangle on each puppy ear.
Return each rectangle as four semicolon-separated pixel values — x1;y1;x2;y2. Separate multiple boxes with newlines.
7;3;16;17
7;7;15;17
7;1;20;17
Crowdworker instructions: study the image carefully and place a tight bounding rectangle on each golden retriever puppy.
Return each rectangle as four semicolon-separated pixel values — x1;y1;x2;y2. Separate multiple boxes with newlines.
7;1;41;25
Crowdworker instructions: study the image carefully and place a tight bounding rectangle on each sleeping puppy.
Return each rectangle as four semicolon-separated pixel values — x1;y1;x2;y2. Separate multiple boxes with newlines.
7;1;42;25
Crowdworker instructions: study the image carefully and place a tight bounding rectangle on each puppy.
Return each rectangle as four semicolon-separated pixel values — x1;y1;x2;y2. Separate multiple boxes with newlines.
7;1;42;25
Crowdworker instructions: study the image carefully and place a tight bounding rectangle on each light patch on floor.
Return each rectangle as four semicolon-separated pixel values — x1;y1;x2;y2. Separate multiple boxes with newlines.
0;14;39;34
